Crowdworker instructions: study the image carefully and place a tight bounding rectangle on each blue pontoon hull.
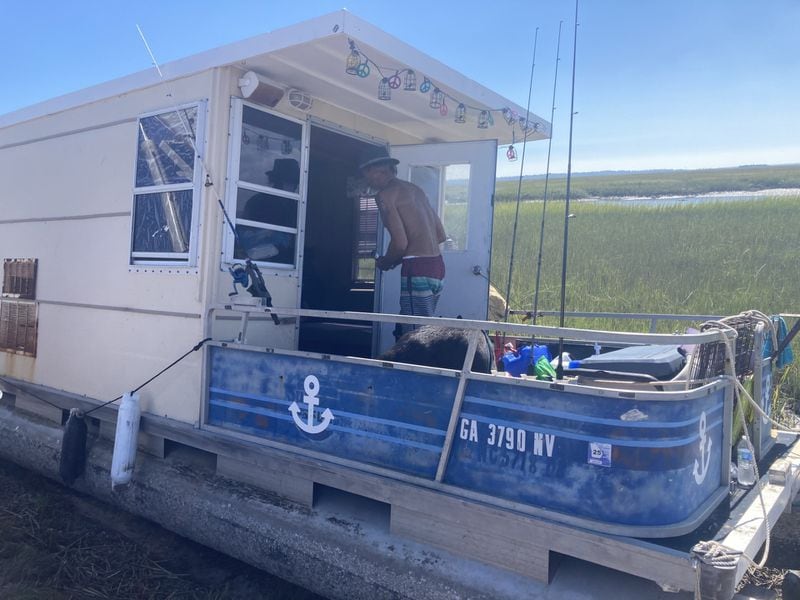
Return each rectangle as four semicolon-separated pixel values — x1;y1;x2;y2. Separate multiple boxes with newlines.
207;344;732;537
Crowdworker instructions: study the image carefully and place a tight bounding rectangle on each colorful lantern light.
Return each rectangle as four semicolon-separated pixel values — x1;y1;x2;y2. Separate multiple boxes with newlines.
454;103;466;123
378;78;391;100
346;41;361;76
403;70;417;91
429;88;444;109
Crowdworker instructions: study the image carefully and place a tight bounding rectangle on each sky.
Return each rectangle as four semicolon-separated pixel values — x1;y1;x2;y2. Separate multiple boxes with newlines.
1;0;798;176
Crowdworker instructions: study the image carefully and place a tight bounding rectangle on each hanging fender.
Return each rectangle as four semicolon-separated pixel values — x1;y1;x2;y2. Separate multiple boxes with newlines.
110;392;141;490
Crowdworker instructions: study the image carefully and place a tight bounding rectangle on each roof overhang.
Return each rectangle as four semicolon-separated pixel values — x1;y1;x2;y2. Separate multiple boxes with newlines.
0;10;549;145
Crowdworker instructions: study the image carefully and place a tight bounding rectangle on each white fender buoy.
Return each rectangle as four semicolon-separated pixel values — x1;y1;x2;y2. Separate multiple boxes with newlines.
110;392;141;489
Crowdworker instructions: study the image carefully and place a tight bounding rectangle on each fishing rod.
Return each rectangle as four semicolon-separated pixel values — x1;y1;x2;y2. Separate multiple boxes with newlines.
136;26;279;321
502;27;539;323
530;21;564;329
556;0;580;379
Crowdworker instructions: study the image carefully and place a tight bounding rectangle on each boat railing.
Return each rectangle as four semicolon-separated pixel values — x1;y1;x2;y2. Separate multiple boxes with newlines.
509;309;723;333
208;302;737;350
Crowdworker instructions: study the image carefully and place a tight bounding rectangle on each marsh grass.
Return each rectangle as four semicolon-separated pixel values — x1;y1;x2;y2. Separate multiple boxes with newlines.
490;196;800;396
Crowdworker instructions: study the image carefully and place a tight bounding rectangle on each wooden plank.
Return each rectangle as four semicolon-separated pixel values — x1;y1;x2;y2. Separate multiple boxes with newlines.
216;454;314;507
138;431;165;458
388;479;695;592
206;433;696;591
391;504;550;583
723;436;800;583
14;393;63;424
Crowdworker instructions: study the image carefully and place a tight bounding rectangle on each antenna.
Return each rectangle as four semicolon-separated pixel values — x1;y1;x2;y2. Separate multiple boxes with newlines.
556;0;580;379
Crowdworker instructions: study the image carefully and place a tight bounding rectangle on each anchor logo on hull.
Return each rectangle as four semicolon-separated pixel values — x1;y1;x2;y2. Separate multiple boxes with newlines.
693;410;712;485
762;372;772;425
289;375;334;434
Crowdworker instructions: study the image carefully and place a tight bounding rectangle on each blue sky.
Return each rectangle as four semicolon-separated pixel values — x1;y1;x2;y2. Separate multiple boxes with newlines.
1;0;798;175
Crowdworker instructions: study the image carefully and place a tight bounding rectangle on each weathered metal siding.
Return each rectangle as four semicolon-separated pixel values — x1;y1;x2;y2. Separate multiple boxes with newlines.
208;344;729;530
0;72;218;423
449;379;726;526
209;346;455;477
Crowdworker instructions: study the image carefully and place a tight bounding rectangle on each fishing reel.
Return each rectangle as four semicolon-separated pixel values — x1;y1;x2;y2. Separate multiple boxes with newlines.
228;259;280;324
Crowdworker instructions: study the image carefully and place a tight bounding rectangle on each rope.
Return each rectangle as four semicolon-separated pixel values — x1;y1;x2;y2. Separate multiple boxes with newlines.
84;338;211;416
0;376;64;411
710;318;772;569
706;311;799;434
691;541;742;600
0;338;211;417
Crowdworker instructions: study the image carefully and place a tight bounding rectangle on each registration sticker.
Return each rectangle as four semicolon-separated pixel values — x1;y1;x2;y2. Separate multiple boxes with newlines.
588;442;612;467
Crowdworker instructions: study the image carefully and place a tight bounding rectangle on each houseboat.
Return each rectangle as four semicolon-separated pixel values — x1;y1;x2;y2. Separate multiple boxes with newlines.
1;11;797;600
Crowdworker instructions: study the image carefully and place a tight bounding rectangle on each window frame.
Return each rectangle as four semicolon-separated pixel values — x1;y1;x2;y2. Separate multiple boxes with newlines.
409;162;471;253
223;99;306;272
129;100;207;268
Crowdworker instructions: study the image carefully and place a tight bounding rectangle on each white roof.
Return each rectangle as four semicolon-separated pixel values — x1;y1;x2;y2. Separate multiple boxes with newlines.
0;10;549;145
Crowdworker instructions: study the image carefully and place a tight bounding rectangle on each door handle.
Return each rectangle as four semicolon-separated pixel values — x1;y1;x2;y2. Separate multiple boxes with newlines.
472;265;482;276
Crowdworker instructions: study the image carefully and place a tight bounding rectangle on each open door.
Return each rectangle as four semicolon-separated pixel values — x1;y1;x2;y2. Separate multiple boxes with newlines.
298;125;382;358
375;140;497;354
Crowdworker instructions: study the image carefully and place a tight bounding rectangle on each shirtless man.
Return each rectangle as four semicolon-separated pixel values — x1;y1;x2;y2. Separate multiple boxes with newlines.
360;148;447;337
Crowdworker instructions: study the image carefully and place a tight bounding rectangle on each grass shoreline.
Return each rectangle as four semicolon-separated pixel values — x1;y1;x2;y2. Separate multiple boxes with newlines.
494;163;800;201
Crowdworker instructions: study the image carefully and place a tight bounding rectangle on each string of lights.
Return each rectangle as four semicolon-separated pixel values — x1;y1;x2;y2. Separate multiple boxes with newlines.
240;125;297;155
345;38;542;160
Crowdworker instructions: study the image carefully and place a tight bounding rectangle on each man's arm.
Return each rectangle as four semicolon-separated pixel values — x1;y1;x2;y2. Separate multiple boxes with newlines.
376;189;408;270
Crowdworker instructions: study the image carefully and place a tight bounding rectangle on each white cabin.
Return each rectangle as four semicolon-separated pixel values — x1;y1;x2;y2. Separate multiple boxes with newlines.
0;11;548;425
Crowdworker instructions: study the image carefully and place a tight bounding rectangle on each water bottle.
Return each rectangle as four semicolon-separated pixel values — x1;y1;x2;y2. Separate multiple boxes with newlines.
736;438;756;487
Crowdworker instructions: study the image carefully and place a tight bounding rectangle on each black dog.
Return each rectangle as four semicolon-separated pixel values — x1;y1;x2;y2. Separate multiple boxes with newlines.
380;326;493;373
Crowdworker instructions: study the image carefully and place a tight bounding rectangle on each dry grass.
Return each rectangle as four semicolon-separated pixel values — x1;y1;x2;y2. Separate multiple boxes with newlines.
0;459;321;600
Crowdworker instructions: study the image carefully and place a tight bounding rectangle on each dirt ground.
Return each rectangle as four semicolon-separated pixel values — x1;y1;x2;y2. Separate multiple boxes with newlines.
0;458;325;600
0;455;797;600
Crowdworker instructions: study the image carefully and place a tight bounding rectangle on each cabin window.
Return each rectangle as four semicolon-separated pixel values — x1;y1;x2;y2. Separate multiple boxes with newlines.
130;102;206;266
410;163;470;251
0;259;38;356
225;100;304;269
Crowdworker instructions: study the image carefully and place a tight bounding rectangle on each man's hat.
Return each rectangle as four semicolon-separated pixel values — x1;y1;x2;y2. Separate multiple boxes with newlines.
358;146;399;170
266;158;300;185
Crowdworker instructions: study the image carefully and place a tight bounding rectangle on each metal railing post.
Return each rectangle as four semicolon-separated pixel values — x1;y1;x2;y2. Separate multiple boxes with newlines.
435;329;480;482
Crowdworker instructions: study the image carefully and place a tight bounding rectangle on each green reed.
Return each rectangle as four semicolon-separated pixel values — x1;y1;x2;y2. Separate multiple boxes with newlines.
490;196;800;396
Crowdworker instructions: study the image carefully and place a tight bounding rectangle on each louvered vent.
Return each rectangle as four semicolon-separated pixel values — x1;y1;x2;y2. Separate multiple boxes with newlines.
3;258;37;299
0;300;38;355
1;258;38;356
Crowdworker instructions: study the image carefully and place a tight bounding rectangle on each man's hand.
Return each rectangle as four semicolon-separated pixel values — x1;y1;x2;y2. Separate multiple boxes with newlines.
375;255;397;271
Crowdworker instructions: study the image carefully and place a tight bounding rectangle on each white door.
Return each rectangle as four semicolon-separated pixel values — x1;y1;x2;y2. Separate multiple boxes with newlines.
375;140;497;354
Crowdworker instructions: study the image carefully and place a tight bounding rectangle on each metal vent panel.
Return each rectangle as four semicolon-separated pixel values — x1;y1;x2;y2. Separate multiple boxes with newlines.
2;258;38;299
0;299;38;356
